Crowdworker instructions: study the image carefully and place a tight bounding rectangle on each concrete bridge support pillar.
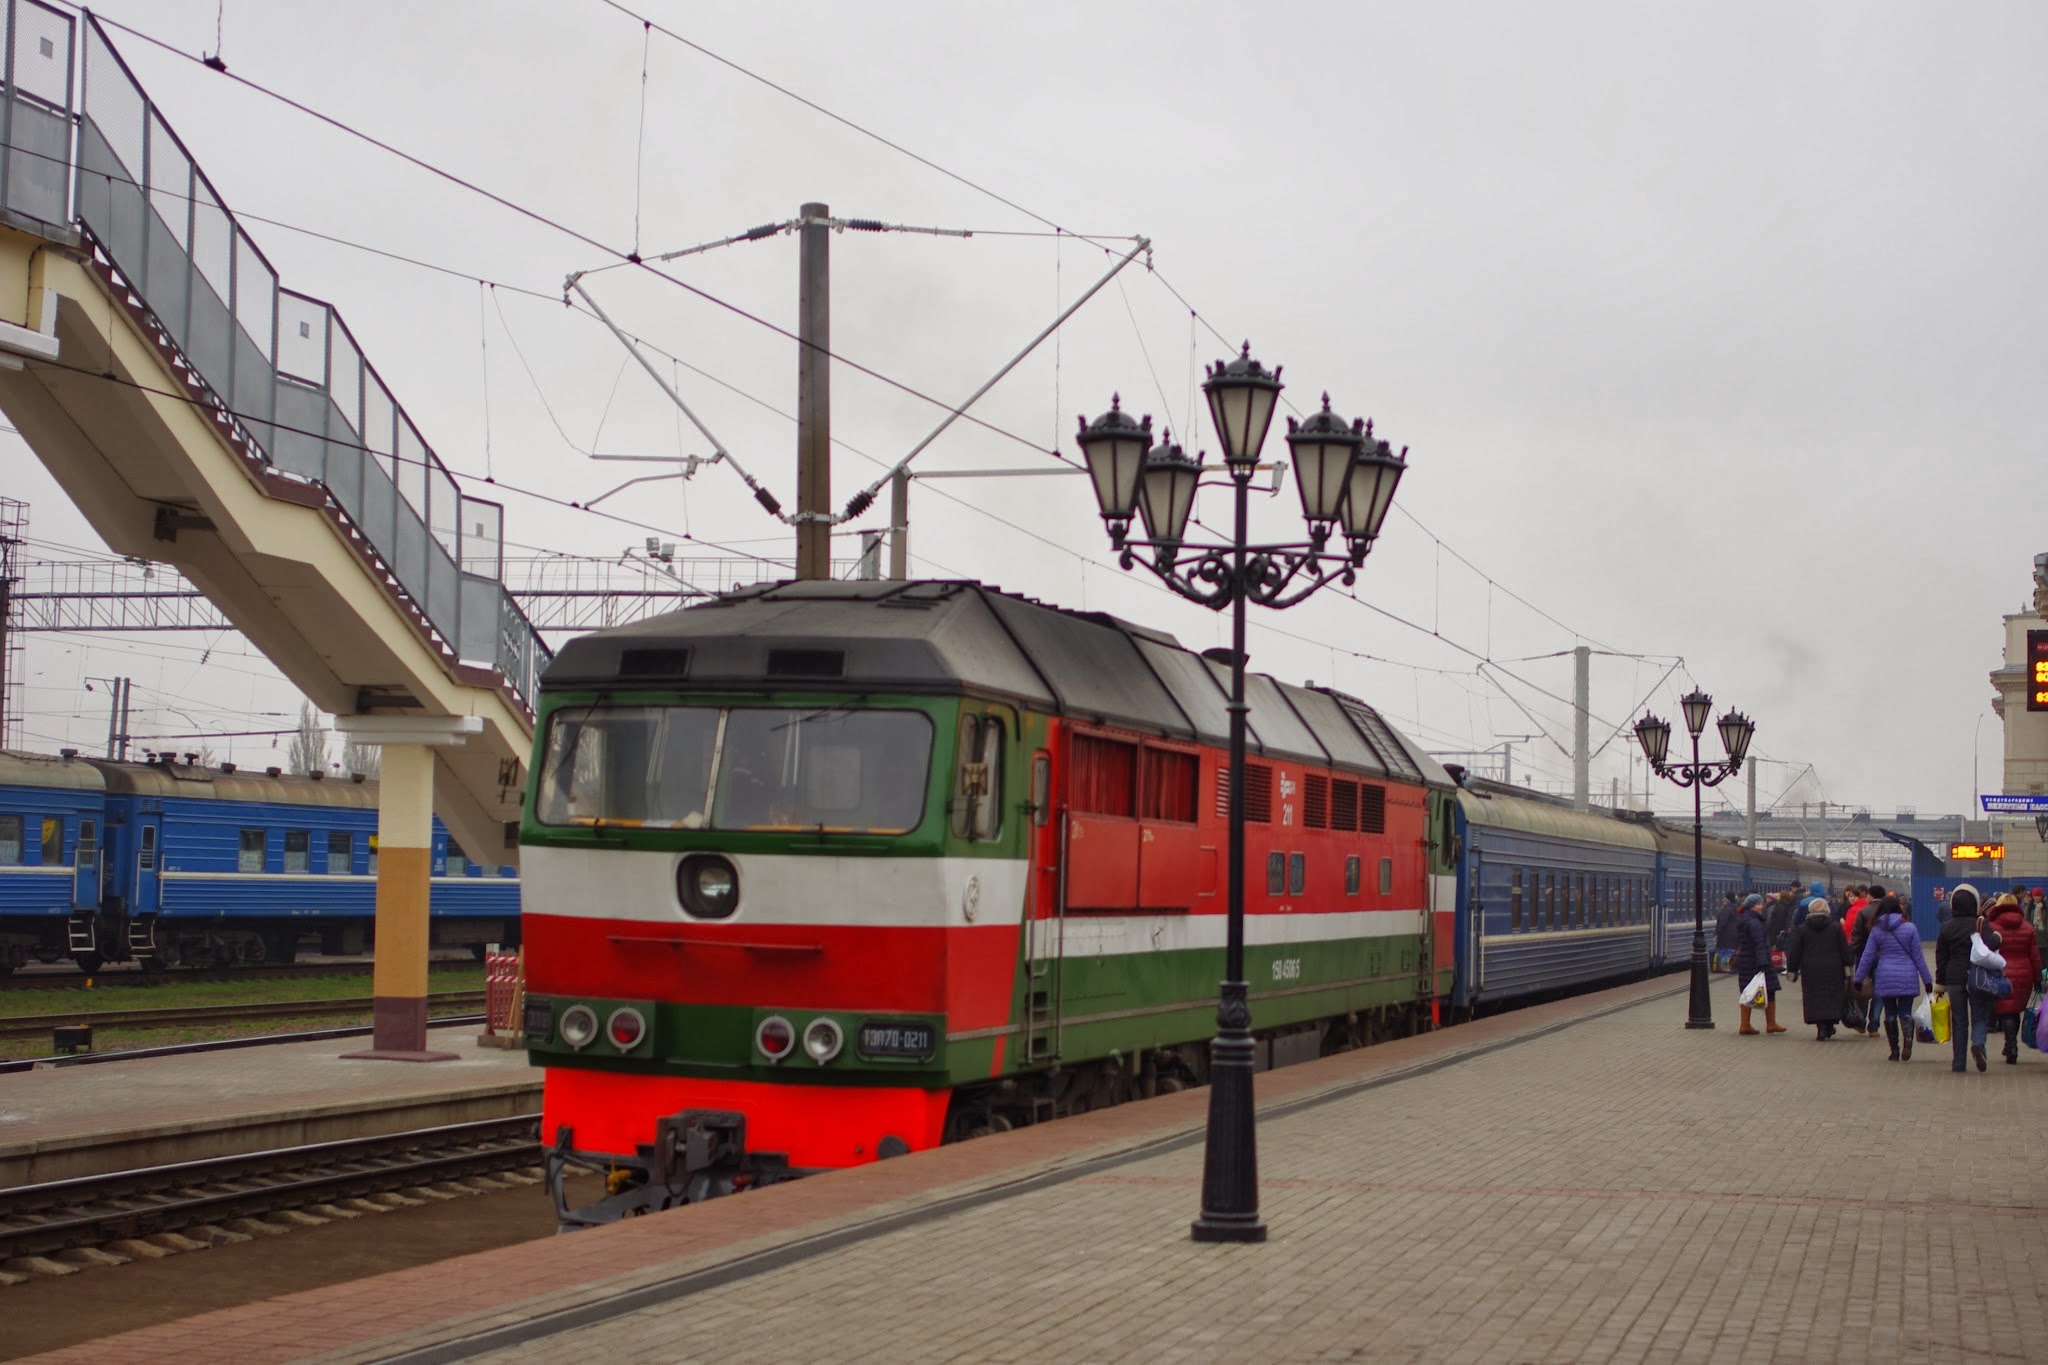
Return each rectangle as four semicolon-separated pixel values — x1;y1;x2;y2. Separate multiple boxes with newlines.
335;714;484;1061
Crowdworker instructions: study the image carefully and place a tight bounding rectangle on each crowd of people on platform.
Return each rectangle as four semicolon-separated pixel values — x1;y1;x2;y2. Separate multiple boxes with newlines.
1713;882;2046;1072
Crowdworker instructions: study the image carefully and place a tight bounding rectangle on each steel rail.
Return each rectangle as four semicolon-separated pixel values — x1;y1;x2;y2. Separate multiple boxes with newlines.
0;993;487;1041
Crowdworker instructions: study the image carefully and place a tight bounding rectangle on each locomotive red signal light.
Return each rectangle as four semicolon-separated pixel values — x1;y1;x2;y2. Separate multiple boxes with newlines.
607;1007;647;1050
755;1015;795;1061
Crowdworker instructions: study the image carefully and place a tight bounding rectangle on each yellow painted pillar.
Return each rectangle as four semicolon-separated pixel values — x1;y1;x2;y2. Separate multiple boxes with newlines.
342;741;455;1061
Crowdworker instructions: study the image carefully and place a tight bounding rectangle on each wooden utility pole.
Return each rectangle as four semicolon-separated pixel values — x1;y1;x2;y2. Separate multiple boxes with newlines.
796;202;832;579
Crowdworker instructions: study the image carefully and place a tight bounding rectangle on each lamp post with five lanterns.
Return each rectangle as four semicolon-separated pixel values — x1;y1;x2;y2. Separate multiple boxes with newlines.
1634;691;1755;1030
1075;345;1408;1243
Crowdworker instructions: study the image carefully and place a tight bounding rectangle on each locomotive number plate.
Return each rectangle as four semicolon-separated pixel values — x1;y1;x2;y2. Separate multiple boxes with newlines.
858;1019;937;1060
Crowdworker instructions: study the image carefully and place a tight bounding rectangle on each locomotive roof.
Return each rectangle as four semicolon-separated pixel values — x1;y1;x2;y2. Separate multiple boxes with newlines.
0;749;107;792
542;579;1452;785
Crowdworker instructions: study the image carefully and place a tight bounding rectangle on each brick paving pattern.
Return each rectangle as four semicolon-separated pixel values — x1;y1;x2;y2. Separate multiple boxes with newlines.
471;992;2046;1365
19;974;2044;1363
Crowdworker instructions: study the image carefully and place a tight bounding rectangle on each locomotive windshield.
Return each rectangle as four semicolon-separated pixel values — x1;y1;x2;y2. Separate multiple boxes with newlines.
536;705;933;834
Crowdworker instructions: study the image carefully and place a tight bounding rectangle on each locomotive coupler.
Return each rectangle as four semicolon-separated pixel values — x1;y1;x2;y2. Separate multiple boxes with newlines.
546;1110;805;1229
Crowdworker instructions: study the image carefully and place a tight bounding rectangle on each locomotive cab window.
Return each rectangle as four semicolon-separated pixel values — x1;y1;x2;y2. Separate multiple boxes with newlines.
537;704;934;835
238;828;264;873
0;815;19;865
950;714;1005;842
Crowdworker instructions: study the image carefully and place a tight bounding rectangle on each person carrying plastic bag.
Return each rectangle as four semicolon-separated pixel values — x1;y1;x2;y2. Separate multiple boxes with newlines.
1985;894;2041;1064
1935;883;2003;1072
1732;893;1784;1035
1853;894;1933;1062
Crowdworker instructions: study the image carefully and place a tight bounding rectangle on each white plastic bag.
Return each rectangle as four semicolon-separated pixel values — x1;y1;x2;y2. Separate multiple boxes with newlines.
1912;992;1935;1037
1739;972;1768;1006
1971;933;2006;971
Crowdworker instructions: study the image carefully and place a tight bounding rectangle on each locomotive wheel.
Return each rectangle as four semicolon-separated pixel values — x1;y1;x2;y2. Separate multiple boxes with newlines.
72;952;103;975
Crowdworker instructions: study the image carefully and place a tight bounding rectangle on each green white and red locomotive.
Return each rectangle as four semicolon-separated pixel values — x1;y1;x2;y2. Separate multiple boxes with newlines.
520;579;1458;1223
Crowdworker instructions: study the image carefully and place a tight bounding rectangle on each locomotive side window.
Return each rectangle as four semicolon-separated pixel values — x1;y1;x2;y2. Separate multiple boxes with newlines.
1030;752;1050;827
1141;747;1198;823
1267;851;1285;895
1378;856;1393;896
41;817;60;864
1345;855;1361;896
0;815;19;864
238;829;265;873
1288;852;1306;896
950;714;1005;841
284;831;310;874
1071;734;1137;817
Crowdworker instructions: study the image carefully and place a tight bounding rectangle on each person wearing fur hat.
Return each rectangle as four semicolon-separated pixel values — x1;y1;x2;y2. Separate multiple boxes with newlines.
1785;892;1851;1039
1853;894;1932;1061
1732;893;1784;1035
1986;893;2042;1064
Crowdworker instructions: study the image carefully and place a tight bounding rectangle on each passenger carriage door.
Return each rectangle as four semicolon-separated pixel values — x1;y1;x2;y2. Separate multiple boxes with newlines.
132;814;162;915
71;817;101;912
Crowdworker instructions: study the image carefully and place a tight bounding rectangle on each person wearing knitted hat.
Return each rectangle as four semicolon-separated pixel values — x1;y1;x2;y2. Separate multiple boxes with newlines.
1732;893;1784;1035
1934;883;1994;1071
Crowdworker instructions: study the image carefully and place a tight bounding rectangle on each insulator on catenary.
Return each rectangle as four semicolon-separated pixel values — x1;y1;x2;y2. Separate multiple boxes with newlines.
843;489;876;519
753;486;784;517
845;218;885;232
743;223;781;240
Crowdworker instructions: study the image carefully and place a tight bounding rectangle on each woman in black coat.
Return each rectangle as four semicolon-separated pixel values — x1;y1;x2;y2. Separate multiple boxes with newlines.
1732;894;1784;1034
1785;898;1851;1039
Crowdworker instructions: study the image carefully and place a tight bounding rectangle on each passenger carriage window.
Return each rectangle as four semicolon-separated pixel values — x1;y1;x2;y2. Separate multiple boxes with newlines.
41;817;60;864
1289;852;1306;896
1345;855;1361;896
138;825;157;871
328;832;352;874
367;842;379;877
1510;867;1523;930
284;831;310;874
1140;746;1198;824
1379;857;1393;896
1546;872;1558;929
239;829;265;874
445;840;467;878
1267;851;1285;895
76;819;97;867
0;815;20;865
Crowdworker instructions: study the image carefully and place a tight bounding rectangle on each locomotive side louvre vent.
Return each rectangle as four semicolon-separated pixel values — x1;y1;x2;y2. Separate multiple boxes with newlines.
1359;782;1387;834
766;648;846;678
1214;763;1275;824
1330;778;1360;832
619;647;691;678
1304;774;1330;829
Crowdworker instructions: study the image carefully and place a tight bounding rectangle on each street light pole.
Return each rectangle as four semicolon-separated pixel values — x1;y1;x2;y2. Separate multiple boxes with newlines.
1635;691;1754;1031
1076;346;1409;1244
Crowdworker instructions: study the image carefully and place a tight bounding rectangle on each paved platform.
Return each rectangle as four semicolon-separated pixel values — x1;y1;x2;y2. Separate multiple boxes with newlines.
0;1026;540;1186
19;974;2048;1363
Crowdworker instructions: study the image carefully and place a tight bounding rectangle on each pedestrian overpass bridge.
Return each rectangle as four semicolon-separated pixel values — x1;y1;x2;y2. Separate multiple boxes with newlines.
0;4;549;1053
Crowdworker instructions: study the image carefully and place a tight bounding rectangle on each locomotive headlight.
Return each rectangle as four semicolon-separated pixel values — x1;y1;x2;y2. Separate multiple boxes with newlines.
606;1007;647;1051
677;854;740;918
755;1015;795;1062
559;1004;599;1050
802;1017;844;1064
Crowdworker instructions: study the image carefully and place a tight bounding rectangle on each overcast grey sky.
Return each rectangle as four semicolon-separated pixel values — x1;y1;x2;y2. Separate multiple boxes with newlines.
5;0;2044;820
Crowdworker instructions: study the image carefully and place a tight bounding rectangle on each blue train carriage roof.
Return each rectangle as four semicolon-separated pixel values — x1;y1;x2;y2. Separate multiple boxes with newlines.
539;578;1455;788
1648;816;1751;868
82;756;380;810
1455;784;1659;853
0;749;108;793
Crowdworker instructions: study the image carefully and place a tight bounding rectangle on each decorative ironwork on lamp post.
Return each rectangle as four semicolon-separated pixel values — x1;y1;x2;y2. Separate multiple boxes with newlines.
1075;345;1408;1243
1634;690;1754;1030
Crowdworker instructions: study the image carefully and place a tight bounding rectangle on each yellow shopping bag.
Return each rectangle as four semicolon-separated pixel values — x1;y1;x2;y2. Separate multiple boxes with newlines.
1930;992;1952;1044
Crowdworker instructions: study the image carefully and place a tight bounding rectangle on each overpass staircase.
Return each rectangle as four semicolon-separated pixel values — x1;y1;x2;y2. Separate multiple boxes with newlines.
0;4;548;867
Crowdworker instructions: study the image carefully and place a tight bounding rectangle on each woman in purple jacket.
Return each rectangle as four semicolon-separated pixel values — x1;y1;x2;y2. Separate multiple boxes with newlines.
1852;895;1933;1061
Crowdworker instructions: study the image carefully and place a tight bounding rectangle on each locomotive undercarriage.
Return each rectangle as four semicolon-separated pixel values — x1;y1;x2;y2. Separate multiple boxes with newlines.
548;1000;1437;1228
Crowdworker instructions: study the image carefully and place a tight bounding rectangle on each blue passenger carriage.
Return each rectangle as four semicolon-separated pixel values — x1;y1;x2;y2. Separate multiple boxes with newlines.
1452;785;1659;1007
0;751;107;972
1649;823;1746;967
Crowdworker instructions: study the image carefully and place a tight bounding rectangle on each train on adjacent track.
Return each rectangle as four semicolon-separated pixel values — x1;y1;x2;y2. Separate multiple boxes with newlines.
0;750;519;972
516;579;1874;1224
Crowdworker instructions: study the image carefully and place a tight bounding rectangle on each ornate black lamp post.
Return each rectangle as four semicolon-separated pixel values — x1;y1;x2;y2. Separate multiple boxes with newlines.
1076;345;1408;1243
1634;691;1755;1030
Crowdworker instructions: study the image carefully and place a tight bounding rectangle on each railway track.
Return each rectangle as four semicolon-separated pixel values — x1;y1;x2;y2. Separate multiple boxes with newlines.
0;1116;542;1269
0;961;486;992
0;992;488;1042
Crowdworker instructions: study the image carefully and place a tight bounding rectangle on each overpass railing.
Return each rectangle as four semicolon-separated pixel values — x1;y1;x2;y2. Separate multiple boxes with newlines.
0;2;551;710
